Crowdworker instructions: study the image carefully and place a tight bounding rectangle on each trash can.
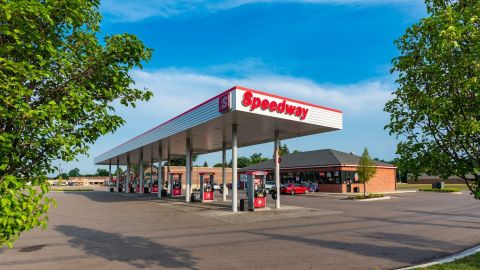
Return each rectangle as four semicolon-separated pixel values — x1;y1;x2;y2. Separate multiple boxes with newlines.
109;187;114;192
353;187;359;193
190;193;197;203
161;189;167;197
239;199;246;211
118;185;123;193
144;187;150;194
130;187;135;193
432;182;445;189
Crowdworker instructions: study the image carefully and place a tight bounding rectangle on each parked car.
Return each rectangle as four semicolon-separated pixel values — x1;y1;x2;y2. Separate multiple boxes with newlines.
280;183;309;195
264;181;276;194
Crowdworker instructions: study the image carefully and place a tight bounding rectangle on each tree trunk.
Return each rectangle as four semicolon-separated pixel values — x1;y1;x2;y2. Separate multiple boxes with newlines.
363;182;366;197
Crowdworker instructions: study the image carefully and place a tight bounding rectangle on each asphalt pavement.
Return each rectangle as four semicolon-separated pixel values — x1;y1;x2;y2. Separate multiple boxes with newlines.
0;190;479;270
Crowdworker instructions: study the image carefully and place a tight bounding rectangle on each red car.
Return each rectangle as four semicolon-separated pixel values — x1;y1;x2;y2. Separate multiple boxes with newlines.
280;184;309;195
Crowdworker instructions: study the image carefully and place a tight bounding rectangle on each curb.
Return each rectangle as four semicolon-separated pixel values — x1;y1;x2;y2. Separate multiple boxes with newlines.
397;244;480;269
356;196;392;202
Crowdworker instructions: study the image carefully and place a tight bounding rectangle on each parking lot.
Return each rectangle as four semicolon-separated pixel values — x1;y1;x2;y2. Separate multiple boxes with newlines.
1;191;479;270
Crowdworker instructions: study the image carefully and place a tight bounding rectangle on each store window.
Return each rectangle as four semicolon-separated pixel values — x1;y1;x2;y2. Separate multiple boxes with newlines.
318;170;341;184
341;171;357;184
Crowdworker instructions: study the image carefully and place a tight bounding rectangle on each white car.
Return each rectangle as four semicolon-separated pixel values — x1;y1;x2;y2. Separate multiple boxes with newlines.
264;181;276;194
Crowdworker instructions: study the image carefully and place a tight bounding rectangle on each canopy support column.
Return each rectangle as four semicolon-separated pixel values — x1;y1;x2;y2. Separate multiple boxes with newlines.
150;149;154;193
116;157;120;192
139;150;144;194
126;155;130;193
167;150;171;196
274;130;281;209
222;143;227;201
232;124;238;212
108;160;112;188
158;145;163;198
186;138;191;203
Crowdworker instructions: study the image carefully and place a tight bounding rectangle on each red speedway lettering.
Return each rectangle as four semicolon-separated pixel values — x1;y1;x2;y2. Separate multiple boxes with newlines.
241;91;309;120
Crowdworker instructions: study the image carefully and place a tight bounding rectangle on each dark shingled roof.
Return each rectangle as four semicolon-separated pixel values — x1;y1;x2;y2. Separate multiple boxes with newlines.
240;149;395;171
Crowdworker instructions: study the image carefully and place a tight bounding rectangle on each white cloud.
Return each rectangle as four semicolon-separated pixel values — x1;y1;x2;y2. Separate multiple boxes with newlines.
101;0;423;21
125;68;392;122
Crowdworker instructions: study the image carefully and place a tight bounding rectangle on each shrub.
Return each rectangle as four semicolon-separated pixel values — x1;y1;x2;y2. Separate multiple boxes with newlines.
419;188;461;193
347;193;384;200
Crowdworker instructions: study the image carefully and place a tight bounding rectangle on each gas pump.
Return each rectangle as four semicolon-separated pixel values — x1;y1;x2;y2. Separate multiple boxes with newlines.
128;174;135;193
246;171;268;210
151;172;159;193
152;178;159;193
134;175;141;193
199;172;215;202
169;173;183;196
118;174;123;193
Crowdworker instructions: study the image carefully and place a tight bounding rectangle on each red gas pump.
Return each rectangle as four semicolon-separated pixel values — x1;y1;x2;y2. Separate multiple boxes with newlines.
152;183;159;193
151;172;159;193
169;173;183;196
246;171;268;210
199;172;215;202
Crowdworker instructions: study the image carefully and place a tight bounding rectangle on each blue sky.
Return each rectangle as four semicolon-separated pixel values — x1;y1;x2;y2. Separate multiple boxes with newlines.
58;0;426;175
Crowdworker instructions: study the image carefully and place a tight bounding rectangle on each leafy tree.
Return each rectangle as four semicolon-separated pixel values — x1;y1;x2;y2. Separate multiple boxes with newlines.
385;0;480;198
213;163;224;168
203;161;208;167
169;155;198;166
68;168;80;177
279;144;290;156
357;148;377;197
57;173;69;180
249;153;268;165
237;157;251;168
96;169;109;177
0;0;152;247
292;150;301;154
229;153;269;168
114;167;123;176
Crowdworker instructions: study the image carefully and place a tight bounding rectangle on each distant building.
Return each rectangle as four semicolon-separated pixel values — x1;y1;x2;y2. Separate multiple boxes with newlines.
48;177;108;186
407;174;470;184
240;149;397;193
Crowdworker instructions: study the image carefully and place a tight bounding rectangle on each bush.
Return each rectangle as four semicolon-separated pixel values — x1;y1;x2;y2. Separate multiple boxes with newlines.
347;193;384;200
419;188;461;193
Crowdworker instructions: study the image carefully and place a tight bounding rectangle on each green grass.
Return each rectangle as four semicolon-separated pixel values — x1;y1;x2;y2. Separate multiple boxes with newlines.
419;188;461;193
397;184;469;190
417;252;480;270
347;193;384;200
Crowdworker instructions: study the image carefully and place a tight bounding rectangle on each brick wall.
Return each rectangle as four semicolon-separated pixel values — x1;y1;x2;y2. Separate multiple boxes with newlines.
342;167;396;193
318;184;343;193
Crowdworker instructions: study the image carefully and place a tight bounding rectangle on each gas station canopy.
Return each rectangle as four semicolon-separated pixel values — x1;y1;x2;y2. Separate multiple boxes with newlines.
94;86;343;165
